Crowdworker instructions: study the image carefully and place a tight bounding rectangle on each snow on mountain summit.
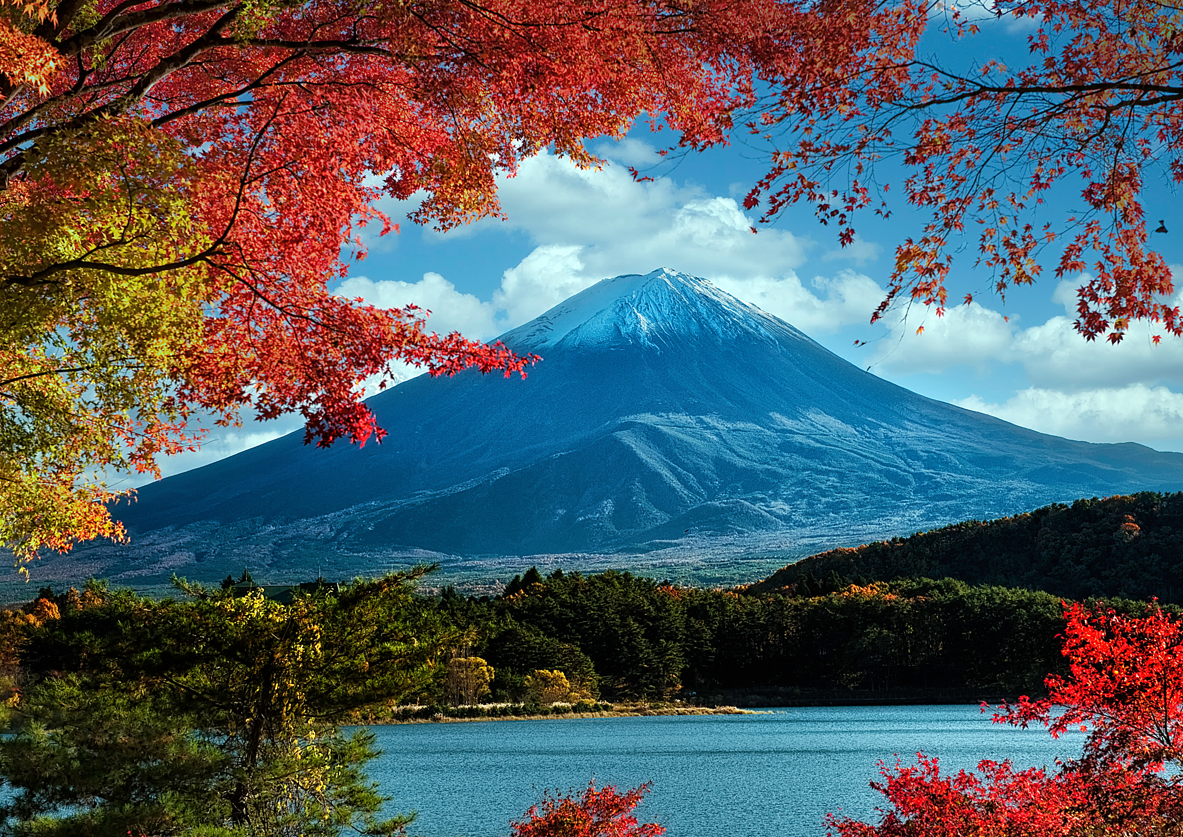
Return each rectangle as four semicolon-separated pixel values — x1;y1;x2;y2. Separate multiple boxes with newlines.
501;268;795;351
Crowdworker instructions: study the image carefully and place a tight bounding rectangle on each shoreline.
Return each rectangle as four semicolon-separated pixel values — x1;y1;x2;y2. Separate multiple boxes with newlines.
362;704;762;724
708;687;1036;708
357;690;1032;725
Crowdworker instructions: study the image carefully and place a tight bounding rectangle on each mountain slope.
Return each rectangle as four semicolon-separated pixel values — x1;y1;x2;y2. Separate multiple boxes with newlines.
51;268;1183;586
746;492;1183;603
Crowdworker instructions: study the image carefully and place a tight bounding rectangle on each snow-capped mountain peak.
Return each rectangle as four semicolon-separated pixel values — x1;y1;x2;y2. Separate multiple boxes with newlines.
501;268;792;351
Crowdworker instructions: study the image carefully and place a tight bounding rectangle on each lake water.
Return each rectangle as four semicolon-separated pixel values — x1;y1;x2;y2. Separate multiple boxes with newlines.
365;705;1083;837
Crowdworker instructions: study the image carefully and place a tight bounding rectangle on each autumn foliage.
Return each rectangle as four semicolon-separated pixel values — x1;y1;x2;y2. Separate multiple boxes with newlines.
746;0;1183;343
511;782;664;837
0;0;788;562
827;601;1183;836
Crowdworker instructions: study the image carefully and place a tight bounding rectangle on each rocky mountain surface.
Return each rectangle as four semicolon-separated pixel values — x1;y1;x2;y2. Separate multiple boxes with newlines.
32;269;1183;590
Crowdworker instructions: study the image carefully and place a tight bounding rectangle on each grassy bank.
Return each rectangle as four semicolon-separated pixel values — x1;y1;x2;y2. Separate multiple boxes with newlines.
356;702;757;723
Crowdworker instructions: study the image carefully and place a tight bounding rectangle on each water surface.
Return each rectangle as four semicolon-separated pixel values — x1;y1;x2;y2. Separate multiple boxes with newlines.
366;705;1081;837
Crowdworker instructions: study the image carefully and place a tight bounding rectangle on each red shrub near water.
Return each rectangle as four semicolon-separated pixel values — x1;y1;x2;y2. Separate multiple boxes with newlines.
827;601;1183;836
511;782;664;837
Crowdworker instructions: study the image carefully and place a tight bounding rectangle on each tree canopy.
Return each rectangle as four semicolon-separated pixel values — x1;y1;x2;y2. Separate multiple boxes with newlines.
749;492;1183;604
746;0;1183;344
3;571;450;836
0;0;786;563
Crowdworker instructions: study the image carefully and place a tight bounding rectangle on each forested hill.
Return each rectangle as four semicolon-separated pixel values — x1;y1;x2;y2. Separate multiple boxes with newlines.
747;492;1183;603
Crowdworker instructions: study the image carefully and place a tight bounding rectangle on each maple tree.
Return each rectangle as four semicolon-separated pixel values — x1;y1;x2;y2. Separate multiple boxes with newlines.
745;0;1183;343
510;782;664;837
0;0;784;564
826;600;1183;836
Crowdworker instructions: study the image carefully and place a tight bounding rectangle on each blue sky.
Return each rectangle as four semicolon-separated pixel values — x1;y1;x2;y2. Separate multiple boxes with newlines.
149;9;1183;481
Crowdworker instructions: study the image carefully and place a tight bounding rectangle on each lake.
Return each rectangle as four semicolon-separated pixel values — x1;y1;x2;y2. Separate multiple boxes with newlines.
365;705;1082;837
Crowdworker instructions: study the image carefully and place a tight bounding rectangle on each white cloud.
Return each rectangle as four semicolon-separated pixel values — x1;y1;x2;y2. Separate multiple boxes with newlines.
822;235;882;265
581;196;805;280
867;274;1183;390
958;385;1183;448
336;272;502;340
712;270;887;335
1013;315;1183;390
492;245;597;326
443;149;808;271
871;301;1019;374
1051;277;1083;313
436;150;691;244
589;137;663;169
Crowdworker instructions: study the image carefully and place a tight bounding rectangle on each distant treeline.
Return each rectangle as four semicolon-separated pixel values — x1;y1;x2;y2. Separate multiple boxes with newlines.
749;492;1183;602
11;567;1169;710
435;569;1094;704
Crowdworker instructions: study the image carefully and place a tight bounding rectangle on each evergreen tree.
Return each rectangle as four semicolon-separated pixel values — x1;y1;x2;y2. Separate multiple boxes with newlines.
3;570;452;836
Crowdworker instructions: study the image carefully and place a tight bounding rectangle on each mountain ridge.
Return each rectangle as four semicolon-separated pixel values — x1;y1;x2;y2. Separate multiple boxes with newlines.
35;268;1183;588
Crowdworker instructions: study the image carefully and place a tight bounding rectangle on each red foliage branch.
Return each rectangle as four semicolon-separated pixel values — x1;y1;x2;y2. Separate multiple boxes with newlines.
745;0;1183;342
998;600;1183;771
828;601;1183;836
511;782;664;837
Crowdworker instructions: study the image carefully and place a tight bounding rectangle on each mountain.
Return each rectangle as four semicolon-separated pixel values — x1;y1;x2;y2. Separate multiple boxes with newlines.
34;268;1183;589
746;492;1183;603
